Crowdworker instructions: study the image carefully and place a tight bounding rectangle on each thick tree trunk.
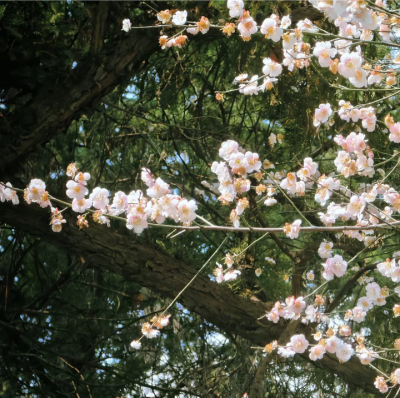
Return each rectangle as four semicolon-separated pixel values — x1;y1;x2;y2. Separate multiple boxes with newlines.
0;12;158;171
0;201;379;395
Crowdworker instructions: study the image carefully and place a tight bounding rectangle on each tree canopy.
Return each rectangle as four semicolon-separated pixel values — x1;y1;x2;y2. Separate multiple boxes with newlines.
1;1;400;397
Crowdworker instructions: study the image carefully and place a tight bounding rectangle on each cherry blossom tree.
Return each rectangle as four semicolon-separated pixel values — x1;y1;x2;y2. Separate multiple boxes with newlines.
3;1;400;397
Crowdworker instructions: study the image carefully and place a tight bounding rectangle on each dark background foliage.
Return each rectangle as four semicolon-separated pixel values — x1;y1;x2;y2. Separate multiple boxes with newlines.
1;1;399;397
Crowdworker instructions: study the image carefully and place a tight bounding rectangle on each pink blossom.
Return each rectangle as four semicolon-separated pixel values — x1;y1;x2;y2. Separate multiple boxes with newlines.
122;19;132;32
281;16;291;28
26;179;46;202
338;52;363;78
339;22;360;38
186;27;199;35
235;198;248;216
284;219;302;239
352;307;366;323
225;268;241;281
89;187;109;210
141;322;160;339
146;201;165;224
178;199;197;224
392;369;400;383
361;29;373;41
335;132;367;153
336;343;354;362
305;305;317;322
309;345;326;361
74;172;90;186
126;211;148;234
172;10;187;26
347;195;365;218
295;181;305;196
282;32;297;50
50;217;66;233
261;77;278;91
356;155;374;178
66;181;88;200
72;198;92;213
229;152;248;175
374;376;388;393
262;58;282;77
234;178;250;193
323;254;347;280
318;241;333;259
239;75;259;95
234;73;248;84
389;123;400;143
264;198;277;206
365;282;381;301
314;103;332;126
130;340;141;350
286;296;306;315
297;19;316;32
3;183;19;205
260;18;282;42
267;308;280;323
219;140;239;161
227;0;244;18
379;20;391;42
306;271;315;281
325;336;343;354
278;347;296;358
303;157;319;176
238;16;258;39
357;296;374;311
359;348;377;365
313;41;337;67
147;178;170;199
368;71;383;85
349;69;367;88
214;263;225;283
338;101;360;122
378;258;397;277
111;191;128;214
141;168;155;187
280;173;297;194
362;116;376;132
289;334;309;353
269;133;277;147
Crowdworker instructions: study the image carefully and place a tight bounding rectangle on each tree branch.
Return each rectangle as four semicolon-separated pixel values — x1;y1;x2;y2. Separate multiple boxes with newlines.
0;17;158;171
0;201;380;395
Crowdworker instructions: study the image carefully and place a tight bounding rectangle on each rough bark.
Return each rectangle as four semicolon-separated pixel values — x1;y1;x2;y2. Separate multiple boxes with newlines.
0;12;158;171
0;201;379;395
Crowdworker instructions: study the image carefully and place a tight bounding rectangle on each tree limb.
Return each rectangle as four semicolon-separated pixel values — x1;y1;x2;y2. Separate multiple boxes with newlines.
0;201;380;395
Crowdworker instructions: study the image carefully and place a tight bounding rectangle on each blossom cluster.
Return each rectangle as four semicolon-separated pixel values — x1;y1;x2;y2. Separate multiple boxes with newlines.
314;103;400;162
207;140;310;239
334;131;374;178
338;100;377;132
16;163;199;235
267;302;385;367
274;331;362;365
130;314;171;350
210;139;261;226
4;138;400;394
385;114;400;144
213;253;241;284
122;0;398;96
280;157;319;196
264;245;400;389
0;182;19;205
309;0;397;89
